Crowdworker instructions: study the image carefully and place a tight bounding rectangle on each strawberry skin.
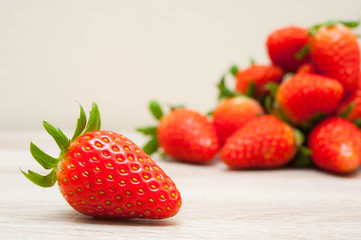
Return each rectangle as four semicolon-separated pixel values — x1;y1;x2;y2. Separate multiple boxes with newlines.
308;117;361;173
235;64;283;97
296;63;316;74
57;130;181;218
310;24;360;93
213;96;264;144
220;115;297;169
276;73;344;126
266;26;310;72
157;108;220;163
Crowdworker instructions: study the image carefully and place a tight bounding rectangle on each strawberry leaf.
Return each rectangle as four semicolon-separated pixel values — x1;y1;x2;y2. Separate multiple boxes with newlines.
137;126;157;136
142;137;159;155
30;142;59;169
293;128;305;147
217;76;239;100
338;102;355;118
149;100;164;120
20;168;57;187
244;80;256;98
292;146;313;168
43;121;70;154
229;65;239;77
295;44;310;60
71;103;87;141
84;102;101;134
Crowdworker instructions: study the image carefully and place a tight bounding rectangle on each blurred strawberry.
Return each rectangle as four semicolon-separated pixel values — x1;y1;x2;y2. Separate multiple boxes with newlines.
220;115;298;169
138;101;220;163
308;116;361;173
310;20;360;93
235;64;283;97
213;77;264;144
276;73;344;127
266;26;310;72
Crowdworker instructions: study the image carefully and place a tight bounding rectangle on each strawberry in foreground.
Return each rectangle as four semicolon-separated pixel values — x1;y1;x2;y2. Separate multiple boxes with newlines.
266;25;310;73
138;101;220;163
220;115;299;169
276;73;344;127
213;77;264;144
235;64;284;98
21;103;182;219
308;117;361;173
309;20;360;93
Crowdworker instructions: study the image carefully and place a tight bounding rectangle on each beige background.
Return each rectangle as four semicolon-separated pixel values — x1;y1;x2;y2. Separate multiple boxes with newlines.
1;0;360;132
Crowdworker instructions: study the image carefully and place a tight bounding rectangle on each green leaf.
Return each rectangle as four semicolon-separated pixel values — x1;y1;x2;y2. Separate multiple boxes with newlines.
340;19;359;28
338;102;354;118
229;65;239;77
293;128;305;147
217;76;238;99
142;137;159;155
20;168;57;187
264;96;273;114
292;146;313;168
149;100;163;120
295;44;310;60
84;102;101;133
170;104;186;111
263;82;279;98
43;121;70;153
244;80;256;98
353;118;361;128
136;126;157;136
30;142;59;169
249;57;256;65
71;103;87;141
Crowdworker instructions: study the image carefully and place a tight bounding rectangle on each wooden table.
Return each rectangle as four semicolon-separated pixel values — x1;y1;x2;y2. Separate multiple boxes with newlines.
1;130;361;239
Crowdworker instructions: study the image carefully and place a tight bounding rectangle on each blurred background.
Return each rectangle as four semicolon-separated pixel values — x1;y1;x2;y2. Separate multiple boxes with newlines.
1;0;360;132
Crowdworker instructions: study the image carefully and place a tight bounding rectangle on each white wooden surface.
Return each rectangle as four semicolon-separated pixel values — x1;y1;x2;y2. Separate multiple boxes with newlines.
1;130;361;239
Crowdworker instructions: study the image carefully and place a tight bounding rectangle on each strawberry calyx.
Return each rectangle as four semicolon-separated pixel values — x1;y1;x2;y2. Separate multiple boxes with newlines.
21;103;101;187
137;100;164;155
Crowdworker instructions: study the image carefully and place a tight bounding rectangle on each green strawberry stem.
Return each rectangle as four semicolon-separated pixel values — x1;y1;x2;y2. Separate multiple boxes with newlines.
21;103;101;187
294;44;310;60
292;146;313;168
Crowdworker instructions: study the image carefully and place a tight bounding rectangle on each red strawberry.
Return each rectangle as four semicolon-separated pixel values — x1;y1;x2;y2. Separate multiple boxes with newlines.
22;103;181;219
235;64;283;97
310;23;360;93
296;63;317;74
276;73;344;126
266;26;310;72
213;96;264;144
337;74;361;121
220;115;298;169
308;117;361;173
138;101;220;163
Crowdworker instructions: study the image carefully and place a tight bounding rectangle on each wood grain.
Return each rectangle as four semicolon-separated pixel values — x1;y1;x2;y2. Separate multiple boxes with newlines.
1;131;361;239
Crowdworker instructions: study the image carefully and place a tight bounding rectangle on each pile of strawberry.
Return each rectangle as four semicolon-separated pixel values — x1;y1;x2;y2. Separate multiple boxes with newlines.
139;20;361;174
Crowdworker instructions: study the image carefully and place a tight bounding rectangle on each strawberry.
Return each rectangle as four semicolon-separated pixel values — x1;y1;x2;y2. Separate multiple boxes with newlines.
266;26;310;72
213;77;264;144
309;21;360;93
276;73;344;126
308;117;361;173
235;64;284;97
337;74;361;121
220;115;298;169
138;101;220;163
296;63;316;74
21;103;182;219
